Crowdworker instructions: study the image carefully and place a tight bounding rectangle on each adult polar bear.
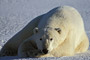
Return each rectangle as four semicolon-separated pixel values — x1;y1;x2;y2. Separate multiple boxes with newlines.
0;6;89;57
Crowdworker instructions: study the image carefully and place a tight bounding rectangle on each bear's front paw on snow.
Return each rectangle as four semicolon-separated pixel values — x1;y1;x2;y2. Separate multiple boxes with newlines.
18;39;41;57
0;47;17;56
18;49;42;58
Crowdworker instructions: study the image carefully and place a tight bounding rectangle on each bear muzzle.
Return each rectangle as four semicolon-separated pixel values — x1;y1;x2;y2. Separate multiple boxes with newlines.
42;49;48;54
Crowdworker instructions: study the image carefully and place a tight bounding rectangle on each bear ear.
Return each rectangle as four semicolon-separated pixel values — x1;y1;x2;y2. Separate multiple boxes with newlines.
33;27;38;34
55;28;61;34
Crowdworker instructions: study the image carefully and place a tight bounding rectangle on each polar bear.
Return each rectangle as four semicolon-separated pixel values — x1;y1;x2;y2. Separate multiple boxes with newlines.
0;6;89;57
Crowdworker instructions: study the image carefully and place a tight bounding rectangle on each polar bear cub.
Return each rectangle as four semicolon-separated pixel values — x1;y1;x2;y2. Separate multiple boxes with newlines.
0;6;89;57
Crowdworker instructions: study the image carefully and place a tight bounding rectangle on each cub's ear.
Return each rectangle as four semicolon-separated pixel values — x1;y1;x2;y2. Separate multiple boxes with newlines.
33;27;38;34
55;28;61;34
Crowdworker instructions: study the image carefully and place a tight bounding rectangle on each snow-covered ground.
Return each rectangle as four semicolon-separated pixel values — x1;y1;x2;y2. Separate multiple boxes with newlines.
0;0;90;60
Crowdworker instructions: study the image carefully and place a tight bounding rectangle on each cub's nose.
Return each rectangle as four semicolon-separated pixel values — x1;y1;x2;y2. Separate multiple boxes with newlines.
42;49;48;54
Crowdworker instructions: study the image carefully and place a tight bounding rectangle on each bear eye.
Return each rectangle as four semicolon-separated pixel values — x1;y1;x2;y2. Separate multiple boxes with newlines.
40;38;42;41
50;38;53;41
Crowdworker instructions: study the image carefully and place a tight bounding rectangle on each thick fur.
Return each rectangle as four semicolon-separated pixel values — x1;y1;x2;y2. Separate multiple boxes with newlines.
0;6;89;58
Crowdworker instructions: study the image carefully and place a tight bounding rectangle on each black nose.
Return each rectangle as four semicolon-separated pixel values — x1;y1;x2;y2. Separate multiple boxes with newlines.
42;49;48;54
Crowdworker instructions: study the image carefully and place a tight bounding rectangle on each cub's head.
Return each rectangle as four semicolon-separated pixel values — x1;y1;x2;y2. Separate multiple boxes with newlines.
32;27;65;54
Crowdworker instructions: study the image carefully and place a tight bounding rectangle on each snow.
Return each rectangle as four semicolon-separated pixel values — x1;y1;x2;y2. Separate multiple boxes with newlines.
0;0;90;60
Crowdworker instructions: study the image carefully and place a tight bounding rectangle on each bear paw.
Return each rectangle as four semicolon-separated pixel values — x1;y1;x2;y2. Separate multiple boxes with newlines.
36;54;54;58
18;50;42;58
0;47;17;56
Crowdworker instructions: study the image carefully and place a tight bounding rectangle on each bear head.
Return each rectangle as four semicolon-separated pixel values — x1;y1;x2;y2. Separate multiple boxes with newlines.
29;27;66;54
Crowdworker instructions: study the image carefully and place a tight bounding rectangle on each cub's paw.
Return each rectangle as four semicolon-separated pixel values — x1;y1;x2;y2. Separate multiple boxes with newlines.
0;47;17;56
